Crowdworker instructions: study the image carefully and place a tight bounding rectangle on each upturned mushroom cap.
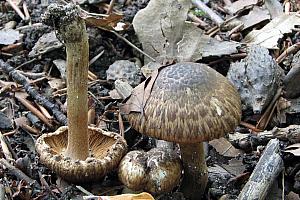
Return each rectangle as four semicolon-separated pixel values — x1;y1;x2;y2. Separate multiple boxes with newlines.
118;148;182;194
36;126;127;183
127;62;241;143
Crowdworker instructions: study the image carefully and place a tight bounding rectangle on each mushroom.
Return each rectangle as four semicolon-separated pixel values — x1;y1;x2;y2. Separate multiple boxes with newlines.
121;62;241;199
35;4;127;183
118;148;182;195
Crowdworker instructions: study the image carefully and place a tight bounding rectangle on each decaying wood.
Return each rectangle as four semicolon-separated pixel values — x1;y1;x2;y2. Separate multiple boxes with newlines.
0;158;40;187
258;125;300;143
238;139;284;200
0;59;67;125
230;125;300;145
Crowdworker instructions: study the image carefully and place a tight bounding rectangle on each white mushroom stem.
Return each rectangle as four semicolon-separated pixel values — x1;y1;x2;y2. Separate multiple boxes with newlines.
179;142;208;200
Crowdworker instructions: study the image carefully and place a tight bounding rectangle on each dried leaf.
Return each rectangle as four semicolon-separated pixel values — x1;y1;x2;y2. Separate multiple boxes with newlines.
0;29;20;45
48;78;65;90
285;143;300;156
244;13;300;49
264;0;283;18
133;0;241;64
53;59;66;80
133;0;191;63
120;64;165;114
221;158;245;176
14;116;30;128
28;31;63;57
83;192;155;200
224;0;260;15
238;6;270;31
81;12;124;31
177;23;241;62
209;137;244;157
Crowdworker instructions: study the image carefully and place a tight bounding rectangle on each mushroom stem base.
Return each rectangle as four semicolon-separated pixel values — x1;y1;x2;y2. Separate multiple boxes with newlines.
180;142;208;200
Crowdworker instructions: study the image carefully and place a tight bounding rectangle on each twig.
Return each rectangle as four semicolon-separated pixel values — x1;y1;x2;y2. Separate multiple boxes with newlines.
187;12;209;30
15;58;37;70
0;59;68;125
36;104;53;120
106;0;116;15
0;132;15;161
238;139;284;200
208;27;220;37
88;91;104;109
15;94;53;128
228;23;244;37
110;31;156;62
0;158;40;187
6;0;25;20
76;185;93;196
276;42;300;64
22;1;31;22
20;123;40;135
256;87;282;130
118;112;124;137
89;50;104;66
240;121;262;132
38;172;60;200
191;0;224;26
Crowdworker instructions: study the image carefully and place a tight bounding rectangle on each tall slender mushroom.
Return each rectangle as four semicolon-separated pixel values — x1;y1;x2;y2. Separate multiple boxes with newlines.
121;62;241;199
35;4;127;183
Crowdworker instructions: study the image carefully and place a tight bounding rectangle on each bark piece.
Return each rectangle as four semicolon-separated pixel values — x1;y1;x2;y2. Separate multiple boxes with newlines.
238;139;284;200
227;45;284;113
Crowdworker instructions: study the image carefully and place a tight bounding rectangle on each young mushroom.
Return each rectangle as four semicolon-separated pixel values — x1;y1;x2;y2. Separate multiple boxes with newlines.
118;148;182;195
35;4;127;183
121;62;241;199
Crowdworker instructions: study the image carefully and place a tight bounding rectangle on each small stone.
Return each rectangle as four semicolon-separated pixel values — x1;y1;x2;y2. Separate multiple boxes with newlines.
106;60;143;87
28;31;63;57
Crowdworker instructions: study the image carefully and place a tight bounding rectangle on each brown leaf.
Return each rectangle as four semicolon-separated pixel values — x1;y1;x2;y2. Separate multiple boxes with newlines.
221;158;245;176
209;137;244;157
81;12;124;31
120;64;164;114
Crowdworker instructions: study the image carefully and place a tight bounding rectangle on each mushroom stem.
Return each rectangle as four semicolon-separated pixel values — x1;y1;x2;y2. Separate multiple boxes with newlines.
55;5;89;160
65;26;89;160
179;142;208;199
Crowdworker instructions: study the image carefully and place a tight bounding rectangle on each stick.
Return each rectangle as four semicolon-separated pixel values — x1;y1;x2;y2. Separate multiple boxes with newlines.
0;158;40;187
191;0;224;26
6;0;25;20
0;132;14;160
0;59;68;125
238;139;284;200
110;31;155;62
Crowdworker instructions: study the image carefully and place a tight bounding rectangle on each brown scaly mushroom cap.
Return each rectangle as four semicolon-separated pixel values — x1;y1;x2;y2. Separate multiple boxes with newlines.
127;62;241;143
36;126;127;183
